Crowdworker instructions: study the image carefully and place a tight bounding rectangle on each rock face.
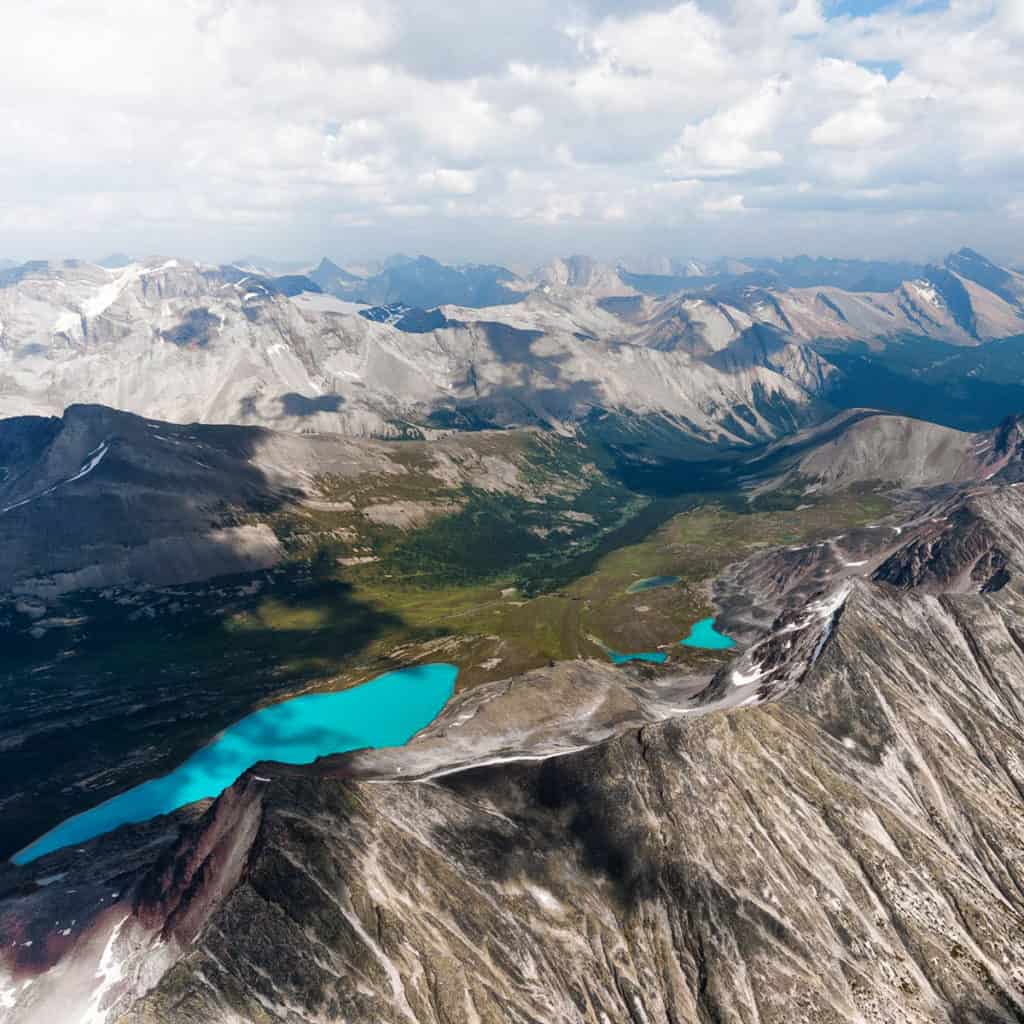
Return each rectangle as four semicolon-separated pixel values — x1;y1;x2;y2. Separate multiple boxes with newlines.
5;486;1024;1022
794;414;987;490
0;258;828;448
3;252;1024;449
872;487;1024;594
0;403;581;596
102;577;1024;1024
748;411;1024;495
0;405;300;595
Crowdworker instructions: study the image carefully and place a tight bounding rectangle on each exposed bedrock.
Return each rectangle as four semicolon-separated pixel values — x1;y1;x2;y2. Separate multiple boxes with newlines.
17;577;1014;1024
6;488;1024;1022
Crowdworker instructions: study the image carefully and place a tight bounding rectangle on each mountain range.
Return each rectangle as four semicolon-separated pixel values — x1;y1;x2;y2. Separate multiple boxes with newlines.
1;403;1023;602
2;249;1023;448
3;410;1024;1021
4;247;1024;1023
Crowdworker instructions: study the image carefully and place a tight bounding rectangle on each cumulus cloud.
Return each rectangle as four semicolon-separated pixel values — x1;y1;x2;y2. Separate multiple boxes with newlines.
417;169;479;195
664;80;790;176
0;0;1021;262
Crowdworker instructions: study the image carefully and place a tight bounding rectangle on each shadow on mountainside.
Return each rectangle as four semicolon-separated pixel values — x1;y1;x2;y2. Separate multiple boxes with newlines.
0;405;410;860
278;392;346;417
0;563;405;862
0;403;314;589
815;334;1024;432
431;739;668;910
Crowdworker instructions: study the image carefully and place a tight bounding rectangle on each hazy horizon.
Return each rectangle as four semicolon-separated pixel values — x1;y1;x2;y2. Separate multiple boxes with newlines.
3;242;1020;276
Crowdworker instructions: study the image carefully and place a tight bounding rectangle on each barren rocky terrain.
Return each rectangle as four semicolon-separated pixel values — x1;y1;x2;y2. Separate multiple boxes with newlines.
3;249;1024;449
3;249;1024;1022
3;469;1024;1022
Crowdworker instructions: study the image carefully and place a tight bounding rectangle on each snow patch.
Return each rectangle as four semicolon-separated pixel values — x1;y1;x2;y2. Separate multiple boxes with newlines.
65;442;110;484
807;584;851;667
733;583;851;690
140;259;178;275
83;260;178;322
82;914;130;1024
809;584;852;622
731;663;767;688
908;280;942;308
526;884;563;914
1;439;111;513
420;745;592;779
84;266;140;319
54;311;81;335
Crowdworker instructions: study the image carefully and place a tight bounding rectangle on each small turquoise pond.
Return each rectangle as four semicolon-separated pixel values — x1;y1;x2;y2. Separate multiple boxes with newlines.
12;663;458;866
680;617;736;650
607;649;669;665
626;575;681;594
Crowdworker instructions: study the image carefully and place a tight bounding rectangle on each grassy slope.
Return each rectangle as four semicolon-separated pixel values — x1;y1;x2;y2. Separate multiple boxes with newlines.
0;428;889;859
339;488;890;688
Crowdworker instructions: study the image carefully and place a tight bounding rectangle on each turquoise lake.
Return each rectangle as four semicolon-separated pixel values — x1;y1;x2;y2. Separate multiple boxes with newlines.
626;575;681;594
604;616;735;665
607;649;669;665
680;617;736;650
12;663;458;866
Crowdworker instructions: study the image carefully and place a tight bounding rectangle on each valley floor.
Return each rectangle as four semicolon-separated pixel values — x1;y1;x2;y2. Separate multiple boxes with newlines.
0;477;887;862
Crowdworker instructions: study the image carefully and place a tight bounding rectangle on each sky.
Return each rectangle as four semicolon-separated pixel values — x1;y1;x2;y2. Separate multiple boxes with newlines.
1;0;1023;268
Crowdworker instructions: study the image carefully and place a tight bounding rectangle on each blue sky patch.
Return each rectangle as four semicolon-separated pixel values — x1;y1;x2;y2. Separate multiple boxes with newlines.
861;59;903;79
826;0;948;17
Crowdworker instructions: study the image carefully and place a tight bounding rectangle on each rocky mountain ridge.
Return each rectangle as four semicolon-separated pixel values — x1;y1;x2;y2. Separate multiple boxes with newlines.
4;478;1024;1021
2;250;1023;449
0;257;831;447
0;403;594;598
2;404;1022;603
749;410;1024;494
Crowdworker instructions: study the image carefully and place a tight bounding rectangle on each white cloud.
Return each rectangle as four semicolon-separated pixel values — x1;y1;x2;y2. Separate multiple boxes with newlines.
997;0;1024;36
781;0;825;36
664;80;790;177
702;193;746;213
811;104;897;147
0;0;1020;262
417;169;479;195
534;193;586;223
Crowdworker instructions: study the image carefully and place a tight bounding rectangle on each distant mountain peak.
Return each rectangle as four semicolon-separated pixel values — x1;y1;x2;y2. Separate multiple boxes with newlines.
945;247;1005;272
951;246;993;261
314;256;343;273
382;252;416;270
944;247;1021;308
532;255;634;297
308;257;363;290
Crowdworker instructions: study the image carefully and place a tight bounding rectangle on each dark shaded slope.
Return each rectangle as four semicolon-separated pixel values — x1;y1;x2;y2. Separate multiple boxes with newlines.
816;334;1024;430
873;487;1024;593
0;405;301;594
